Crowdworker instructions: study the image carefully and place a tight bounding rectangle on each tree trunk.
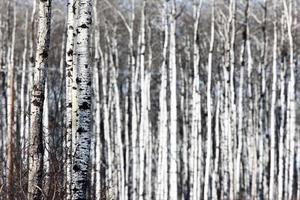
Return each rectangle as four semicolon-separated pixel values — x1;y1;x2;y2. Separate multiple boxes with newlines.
27;0;52;199
71;0;93;199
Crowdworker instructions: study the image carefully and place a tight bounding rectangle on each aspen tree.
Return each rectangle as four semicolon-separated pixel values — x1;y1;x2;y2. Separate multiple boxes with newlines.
27;0;52;199
258;0;268;197
20;11;28;162
169;0;177;199
101;25;112;199
71;0;93;199
6;2;16;199
25;0;37;168
190;1;202;199
138;2;147;199
269;20;278;200
145;18;152;200
212;81;221;200
282;1;296;198
92;1;101;199
235;6;248;191
203;1;214;199
43;79;50;193
156;1;169;198
221;0;235;198
65;0;76;198
129;2;137;199
111;28;125;200
228;1;236;198
278;23;287;199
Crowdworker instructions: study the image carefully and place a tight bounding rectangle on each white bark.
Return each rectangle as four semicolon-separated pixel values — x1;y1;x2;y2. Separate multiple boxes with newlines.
169;1;177;199
203;1;214;199
138;2;146;199
156;2;169;199
92;2;101;199
190;1;202;199
20;11;28;162
65;0;76;198
269;22;277;200
71;0;93;199
27;0;52;198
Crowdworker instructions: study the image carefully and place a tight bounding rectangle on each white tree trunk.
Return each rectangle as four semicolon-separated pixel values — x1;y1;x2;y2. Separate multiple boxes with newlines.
27;0;52;199
71;0;93;199
269;22;277;200
156;2;169;199
65;0;76;198
203;1;214;199
169;1;177;199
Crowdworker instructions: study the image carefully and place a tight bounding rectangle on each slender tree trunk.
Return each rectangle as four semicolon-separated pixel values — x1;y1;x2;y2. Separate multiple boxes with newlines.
190;1;202;199
203;1;214;199
138;2;146;199
65;0;76;198
6;2;16;199
92;1;101;199
169;1;177;199
269;21;277;200
27;0;52;199
283;1;295;199
20;11;28;163
156;2;169;198
71;0;93;199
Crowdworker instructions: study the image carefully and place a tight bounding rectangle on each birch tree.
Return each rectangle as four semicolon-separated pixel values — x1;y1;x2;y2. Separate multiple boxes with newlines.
65;0;76;198
203;1;214;199
71;0;93;199
27;0;52;199
6;2;16;199
169;1;177;199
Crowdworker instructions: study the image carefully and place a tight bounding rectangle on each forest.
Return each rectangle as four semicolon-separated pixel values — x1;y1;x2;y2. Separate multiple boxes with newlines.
0;0;299;199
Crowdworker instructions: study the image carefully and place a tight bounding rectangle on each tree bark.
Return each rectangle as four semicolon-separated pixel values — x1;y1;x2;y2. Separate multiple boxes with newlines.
71;0;93;199
27;0;52;199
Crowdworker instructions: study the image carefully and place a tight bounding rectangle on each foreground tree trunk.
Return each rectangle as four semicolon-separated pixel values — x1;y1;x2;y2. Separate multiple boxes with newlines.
65;0;76;198
28;0;51;200
27;0;52;199
71;0;93;199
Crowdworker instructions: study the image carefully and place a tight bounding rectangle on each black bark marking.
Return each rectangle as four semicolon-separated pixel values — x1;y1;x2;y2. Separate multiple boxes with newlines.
79;24;88;29
76;78;82;84
32;99;42;107
67;49;73;56
67;71;72;77
73;164;80;172
77;127;86;133
79;102;90;110
41;50;48;59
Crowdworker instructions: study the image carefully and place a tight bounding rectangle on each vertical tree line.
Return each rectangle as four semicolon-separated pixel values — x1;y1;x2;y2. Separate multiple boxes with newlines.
0;0;299;200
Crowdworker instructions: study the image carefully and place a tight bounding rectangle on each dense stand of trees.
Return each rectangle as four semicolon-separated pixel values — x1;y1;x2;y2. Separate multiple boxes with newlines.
0;0;300;199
